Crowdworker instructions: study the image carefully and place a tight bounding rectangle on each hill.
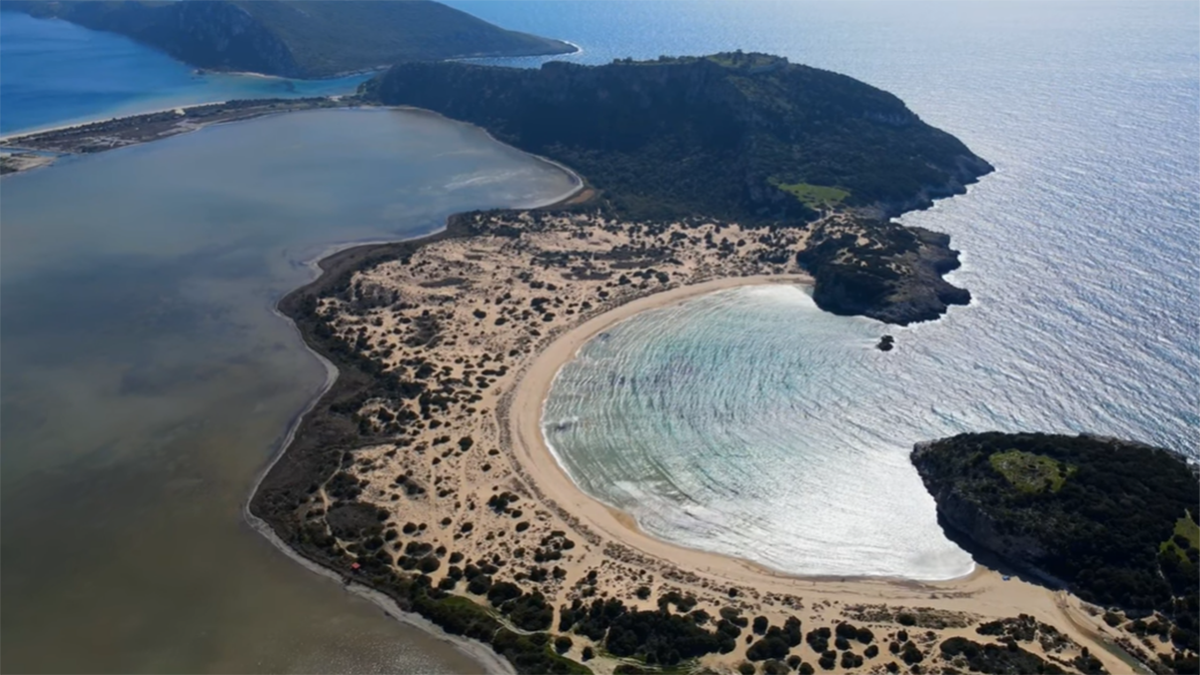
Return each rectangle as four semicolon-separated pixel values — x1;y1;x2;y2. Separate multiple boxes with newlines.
5;0;576;78
360;52;993;223
912;432;1199;673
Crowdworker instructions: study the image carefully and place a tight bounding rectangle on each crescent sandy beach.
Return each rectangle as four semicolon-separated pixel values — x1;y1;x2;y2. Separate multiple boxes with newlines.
251;205;1144;674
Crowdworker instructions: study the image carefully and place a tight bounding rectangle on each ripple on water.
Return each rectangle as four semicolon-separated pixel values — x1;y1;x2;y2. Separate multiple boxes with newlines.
543;285;977;580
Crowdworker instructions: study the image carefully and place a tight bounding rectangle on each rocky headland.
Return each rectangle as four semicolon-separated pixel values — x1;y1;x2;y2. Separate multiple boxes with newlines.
913;432;1199;674
4;0;576;78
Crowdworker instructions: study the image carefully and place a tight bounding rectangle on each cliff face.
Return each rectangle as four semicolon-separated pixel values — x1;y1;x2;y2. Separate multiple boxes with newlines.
911;432;1198;623
911;441;1064;586
800;223;971;325
6;0;576;78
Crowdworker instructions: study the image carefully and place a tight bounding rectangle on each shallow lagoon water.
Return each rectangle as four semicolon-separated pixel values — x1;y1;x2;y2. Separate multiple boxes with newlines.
0;108;576;673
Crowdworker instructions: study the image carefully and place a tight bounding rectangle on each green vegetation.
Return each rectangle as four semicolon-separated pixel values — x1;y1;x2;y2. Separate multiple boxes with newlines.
773;181;851;210
1161;511;1200;561
939;636;1065;674
361;52;992;224
7;0;575;78
913;433;1199;672
558;596;740;666
988;449;1075;493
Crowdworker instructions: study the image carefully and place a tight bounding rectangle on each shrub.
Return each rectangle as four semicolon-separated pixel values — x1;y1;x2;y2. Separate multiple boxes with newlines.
554;635;573;654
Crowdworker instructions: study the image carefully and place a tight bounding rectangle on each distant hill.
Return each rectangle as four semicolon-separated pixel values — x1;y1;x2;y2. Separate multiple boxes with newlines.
5;0;576;78
360;52;993;223
913;432;1198;673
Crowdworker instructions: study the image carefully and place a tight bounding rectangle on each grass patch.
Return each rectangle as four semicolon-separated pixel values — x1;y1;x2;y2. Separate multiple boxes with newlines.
773;181;851;209
1160;510;1200;560
988;449;1074;494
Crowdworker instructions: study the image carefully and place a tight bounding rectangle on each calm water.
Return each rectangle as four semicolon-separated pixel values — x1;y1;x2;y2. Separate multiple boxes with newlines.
0;10;369;135
2;0;1197;670
0;108;576;673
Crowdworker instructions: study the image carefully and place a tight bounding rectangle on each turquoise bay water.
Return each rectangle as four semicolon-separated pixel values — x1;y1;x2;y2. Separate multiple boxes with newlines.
545;286;975;578
0;11;369;135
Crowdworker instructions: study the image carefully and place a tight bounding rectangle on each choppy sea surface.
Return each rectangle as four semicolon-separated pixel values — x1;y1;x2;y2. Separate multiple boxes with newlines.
456;0;1200;580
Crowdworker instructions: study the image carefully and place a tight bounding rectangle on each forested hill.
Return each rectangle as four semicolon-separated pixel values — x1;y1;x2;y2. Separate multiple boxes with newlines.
361;53;993;223
5;0;576;79
913;432;1199;673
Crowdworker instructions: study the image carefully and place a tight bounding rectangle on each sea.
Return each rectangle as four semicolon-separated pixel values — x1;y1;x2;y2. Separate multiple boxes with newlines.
1;1;1197;672
0;10;370;135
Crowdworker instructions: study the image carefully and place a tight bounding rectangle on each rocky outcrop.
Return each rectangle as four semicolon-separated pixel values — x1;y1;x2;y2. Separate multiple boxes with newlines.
911;441;1066;586
799;220;971;325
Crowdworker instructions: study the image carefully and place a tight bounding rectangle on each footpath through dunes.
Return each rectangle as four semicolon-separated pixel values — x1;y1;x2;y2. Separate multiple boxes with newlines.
251;206;1132;675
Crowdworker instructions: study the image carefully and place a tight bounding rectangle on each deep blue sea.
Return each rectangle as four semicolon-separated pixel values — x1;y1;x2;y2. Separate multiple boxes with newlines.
0;11;368;135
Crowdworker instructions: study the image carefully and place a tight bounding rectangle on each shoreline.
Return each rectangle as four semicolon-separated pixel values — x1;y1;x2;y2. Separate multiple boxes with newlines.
505;273;986;588
247;202;1131;673
0;98;351;176
512;273;983;586
245;293;516;675
241;173;587;673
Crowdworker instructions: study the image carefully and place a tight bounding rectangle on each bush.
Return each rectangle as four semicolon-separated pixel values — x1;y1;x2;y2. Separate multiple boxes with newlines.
581;646;594;661
746;636;790;661
466;574;492;595
737;663;756;675
900;642;923;665
754;616;770;635
554;635;573;654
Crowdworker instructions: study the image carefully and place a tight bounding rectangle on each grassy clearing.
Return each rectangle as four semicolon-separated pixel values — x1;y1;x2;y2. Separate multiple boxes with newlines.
1161;510;1200;560
773;181;851;209
988;449;1074;494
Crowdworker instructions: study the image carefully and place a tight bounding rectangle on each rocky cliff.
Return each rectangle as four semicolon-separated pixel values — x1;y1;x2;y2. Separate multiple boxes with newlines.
799;221;971;324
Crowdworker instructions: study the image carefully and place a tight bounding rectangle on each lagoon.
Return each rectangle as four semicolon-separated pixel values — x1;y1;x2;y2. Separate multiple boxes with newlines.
0;108;576;673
